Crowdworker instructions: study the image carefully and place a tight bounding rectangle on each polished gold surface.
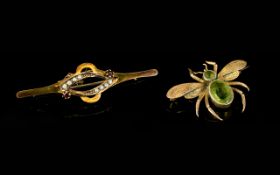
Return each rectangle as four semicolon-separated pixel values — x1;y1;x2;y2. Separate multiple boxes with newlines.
17;63;158;103
167;60;250;121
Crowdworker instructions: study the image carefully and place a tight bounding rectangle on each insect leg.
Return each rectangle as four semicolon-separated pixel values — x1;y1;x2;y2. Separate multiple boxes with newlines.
205;92;223;121
188;68;204;83
206;61;218;73
232;87;246;112
227;81;250;91
195;91;206;117
192;71;204;75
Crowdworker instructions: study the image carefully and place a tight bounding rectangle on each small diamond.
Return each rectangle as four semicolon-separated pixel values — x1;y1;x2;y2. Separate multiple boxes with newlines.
65;73;73;79
108;79;113;84
67;81;72;86
72;77;77;82
62;84;68;90
89;73;95;77
86;91;93;95
99;85;104;90
62;91;71;99
104;83;109;87
105;69;114;78
77;75;83;80
94;88;99;93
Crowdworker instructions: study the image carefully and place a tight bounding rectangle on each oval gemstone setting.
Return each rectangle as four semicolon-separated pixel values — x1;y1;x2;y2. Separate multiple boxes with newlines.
209;80;234;108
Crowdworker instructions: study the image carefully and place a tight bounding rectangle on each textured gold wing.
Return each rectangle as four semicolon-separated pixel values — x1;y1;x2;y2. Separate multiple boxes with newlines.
218;60;247;81
166;83;203;100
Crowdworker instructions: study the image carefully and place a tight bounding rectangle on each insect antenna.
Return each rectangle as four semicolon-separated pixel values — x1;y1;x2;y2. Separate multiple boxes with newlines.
203;63;208;71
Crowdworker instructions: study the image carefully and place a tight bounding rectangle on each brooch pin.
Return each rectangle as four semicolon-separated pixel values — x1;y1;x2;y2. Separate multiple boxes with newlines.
17;63;158;103
166;60;249;121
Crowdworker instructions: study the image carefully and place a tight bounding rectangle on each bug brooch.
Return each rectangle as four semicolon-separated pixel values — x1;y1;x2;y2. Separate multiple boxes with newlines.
166;60;250;121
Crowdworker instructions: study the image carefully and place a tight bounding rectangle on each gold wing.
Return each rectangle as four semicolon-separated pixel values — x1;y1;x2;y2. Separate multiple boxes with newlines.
166;83;203;100
218;60;247;81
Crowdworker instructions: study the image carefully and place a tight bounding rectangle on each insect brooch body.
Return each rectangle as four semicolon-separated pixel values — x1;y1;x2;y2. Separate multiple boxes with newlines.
166;60;250;121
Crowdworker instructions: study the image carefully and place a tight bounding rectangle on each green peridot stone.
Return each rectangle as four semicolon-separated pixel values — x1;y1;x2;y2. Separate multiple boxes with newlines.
209;80;234;106
203;70;216;81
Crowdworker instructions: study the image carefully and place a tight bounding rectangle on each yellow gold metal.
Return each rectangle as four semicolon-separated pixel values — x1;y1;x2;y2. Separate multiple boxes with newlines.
205;92;223;121
167;60;249;121
232;87;246;112
166;83;203;100
195;91;206;117
16;63;158;103
218;60;247;81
